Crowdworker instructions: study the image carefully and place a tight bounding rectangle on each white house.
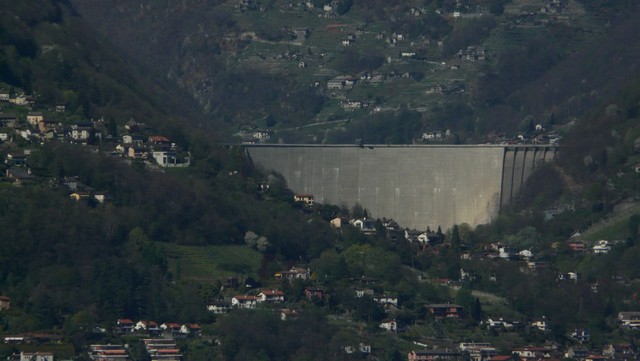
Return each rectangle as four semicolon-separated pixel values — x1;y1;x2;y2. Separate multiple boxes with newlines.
257;289;285;303
355;288;374;298
152;151;177;167
379;319;397;332
207;300;232;314
352;218;376;233
231;295;258;309
618;312;640;328
519;250;534;259
374;295;398;307
70;123;92;141
593;240;611;254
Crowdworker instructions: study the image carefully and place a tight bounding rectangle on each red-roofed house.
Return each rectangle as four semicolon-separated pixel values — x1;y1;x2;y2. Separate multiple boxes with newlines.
305;288;325;301
117;319;134;333
257;289;285;303
148;135;171;144
426;304;464;318
160;322;182;335
232;295;258;309
180;324;202;336
135;320;160;334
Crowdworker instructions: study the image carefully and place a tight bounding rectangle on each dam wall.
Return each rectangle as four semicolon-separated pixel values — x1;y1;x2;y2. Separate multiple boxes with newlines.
245;144;556;230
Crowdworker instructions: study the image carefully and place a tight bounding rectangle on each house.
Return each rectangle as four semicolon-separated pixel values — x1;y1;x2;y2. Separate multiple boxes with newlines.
10;94;32;105
618;311;640;328
426;304;463;318
116;319;135;333
352;218;376;233
38;119;58;133
180;324;201;336
127;146;148;159
93;192;111;204
593;240;611;254
0;131;9;142
526;261;548;271
6;167;34;185
498;246;518;259
330;217;346;229
207;300;232;314
459;343;497;361
134;320;160;334
0;113;18;127
293;194;314;205
26;112;44;127
70;122;93;141
148;136;172;151
275;267;310;281
382;218;400;230
405;229;429;244
484;317;522;331
149;348;182;361
512;347;554;360
602;344;635;358
143;339;181;361
374;294;398;308
408;350;463;361
89;344;129;361
568;241;586;253
557;272;580;282
0;295;10;311
257;289;285;303
231;295;258;309
5;153;27;166
531;317;550;331
19;352;54;361
122;134;145;144
379;319;399;332
160;323;182;335
152;151;178;167
280;308;300;321
304;287;325;301
354;288;374;298
570;328;590;343
519;250;534;259
69;192;91;202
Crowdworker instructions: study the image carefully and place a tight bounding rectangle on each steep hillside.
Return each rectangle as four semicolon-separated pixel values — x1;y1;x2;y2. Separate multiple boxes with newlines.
70;0;638;144
0;0;338;335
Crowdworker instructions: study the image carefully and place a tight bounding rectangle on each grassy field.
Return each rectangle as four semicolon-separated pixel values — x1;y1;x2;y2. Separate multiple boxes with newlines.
164;244;263;283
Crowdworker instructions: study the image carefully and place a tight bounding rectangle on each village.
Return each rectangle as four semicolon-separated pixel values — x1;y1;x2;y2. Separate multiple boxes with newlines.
0;88;190;194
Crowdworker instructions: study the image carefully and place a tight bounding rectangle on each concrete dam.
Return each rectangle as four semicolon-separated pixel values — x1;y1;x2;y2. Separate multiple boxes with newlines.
245;144;557;230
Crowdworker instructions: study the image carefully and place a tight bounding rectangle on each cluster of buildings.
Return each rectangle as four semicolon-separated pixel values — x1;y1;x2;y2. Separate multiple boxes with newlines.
0;88;191;172
1;100;192;190
409;341;639;361
115;319;201;338
88;340;183;361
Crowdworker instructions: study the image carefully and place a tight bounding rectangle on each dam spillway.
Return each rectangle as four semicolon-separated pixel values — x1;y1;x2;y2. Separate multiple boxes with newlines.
245;144;557;230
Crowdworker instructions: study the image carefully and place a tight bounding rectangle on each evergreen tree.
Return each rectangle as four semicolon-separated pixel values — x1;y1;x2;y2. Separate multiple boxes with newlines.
471;297;482;322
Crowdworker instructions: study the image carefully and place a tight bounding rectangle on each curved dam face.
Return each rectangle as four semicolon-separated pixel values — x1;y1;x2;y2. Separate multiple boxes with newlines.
245;144;556;230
